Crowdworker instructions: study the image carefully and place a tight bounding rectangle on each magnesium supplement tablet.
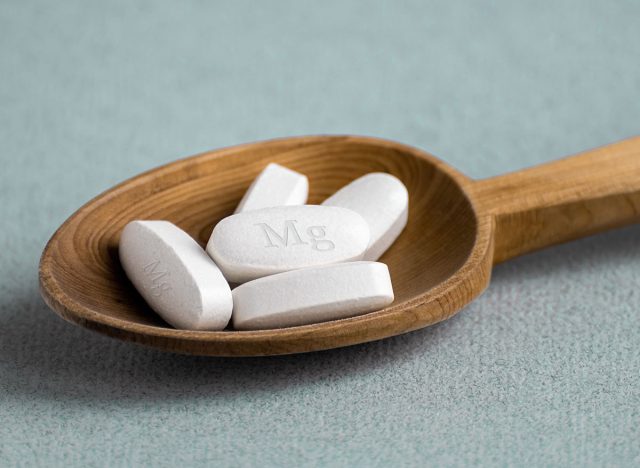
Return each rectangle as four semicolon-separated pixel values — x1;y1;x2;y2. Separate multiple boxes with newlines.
119;220;233;330
206;205;370;283
322;173;409;261
232;261;395;330
235;163;308;213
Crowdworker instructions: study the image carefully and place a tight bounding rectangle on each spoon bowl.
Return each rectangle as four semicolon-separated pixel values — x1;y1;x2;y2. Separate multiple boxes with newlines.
39;135;640;355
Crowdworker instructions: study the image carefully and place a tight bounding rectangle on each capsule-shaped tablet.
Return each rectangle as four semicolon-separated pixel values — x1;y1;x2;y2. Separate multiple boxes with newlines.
235;163;308;213
206;205;370;283
232;262;394;330
119;220;233;330
322;173;409;261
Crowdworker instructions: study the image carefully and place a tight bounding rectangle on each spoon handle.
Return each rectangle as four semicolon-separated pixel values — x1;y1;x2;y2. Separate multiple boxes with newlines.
471;136;640;264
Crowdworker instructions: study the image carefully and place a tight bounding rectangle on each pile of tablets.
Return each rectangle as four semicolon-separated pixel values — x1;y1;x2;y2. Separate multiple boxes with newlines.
119;163;408;330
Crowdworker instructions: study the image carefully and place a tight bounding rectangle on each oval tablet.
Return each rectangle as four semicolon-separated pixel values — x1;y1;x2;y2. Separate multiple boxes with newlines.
322;173;409;261
232;262;395;330
235;163;308;213
119;220;233;330
206;205;370;283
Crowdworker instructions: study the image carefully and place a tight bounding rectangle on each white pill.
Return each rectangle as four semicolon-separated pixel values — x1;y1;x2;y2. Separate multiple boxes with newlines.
119;220;232;330
235;163;308;213
206;205;370;283
322;173;409;261
232;261;394;330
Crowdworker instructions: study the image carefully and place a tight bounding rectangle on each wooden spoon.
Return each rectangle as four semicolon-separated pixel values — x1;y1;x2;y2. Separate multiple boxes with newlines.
39;135;640;356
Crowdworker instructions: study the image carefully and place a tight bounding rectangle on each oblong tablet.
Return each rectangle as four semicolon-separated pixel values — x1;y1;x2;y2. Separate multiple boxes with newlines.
232;262;394;330
322;173;409;261
119;220;233;330
206;205;370;283
235;163;308;213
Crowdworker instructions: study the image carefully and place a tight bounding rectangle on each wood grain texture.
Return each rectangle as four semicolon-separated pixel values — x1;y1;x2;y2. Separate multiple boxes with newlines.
472;137;640;263
38;135;640;356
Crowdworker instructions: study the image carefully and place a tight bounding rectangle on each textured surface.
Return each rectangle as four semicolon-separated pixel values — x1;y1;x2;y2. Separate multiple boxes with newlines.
1;0;639;466
119;221;233;331
323;172;409;261
209;204;372;284
232;262;394;330
235;163;308;213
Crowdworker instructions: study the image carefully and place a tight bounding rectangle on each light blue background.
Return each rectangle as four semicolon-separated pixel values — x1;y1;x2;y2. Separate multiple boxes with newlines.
1;1;639;466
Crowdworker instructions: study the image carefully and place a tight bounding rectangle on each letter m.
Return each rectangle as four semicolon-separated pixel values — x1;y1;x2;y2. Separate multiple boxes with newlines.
256;220;307;248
